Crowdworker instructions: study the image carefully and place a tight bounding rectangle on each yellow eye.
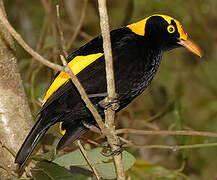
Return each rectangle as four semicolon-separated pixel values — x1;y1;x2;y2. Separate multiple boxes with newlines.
167;25;175;33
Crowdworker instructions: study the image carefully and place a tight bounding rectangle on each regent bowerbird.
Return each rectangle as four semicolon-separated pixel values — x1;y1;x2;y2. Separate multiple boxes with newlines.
15;14;203;169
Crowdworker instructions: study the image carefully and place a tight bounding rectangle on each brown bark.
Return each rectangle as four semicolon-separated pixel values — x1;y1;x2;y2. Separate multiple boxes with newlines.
97;0;126;179
0;1;33;179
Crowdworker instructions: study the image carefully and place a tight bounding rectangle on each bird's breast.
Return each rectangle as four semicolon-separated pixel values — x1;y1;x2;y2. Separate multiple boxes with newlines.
114;50;162;108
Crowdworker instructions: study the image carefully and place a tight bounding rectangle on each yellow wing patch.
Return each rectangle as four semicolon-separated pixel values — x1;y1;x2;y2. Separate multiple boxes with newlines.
43;53;103;104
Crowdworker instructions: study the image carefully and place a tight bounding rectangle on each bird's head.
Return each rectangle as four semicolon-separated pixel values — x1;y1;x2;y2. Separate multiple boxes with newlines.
127;14;202;57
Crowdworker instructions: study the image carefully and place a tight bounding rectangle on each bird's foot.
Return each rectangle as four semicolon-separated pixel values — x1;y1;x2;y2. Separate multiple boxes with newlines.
101;138;124;157
88;92;108;98
81;121;101;134
98;95;120;111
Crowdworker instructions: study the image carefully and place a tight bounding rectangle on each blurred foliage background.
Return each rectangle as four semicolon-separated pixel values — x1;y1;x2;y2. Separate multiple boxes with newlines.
5;0;217;179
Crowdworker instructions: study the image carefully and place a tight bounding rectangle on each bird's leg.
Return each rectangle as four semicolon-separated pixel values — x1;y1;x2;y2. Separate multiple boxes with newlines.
87;92;119;111
81;120;101;134
101;137;124;156
87;92;108;98
98;94;120;111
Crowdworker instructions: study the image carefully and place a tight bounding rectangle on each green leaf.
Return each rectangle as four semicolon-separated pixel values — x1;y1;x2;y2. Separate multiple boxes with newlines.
53;147;136;179
31;149;56;161
32;161;76;180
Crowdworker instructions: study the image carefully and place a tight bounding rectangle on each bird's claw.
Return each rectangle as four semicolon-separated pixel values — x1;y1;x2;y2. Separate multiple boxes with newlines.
88;92;108;98
101;138;124;157
101;148;123;157
98;96;120;111
81;120;101;134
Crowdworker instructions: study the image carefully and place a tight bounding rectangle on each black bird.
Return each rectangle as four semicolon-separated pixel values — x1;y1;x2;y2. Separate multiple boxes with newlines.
15;14;202;169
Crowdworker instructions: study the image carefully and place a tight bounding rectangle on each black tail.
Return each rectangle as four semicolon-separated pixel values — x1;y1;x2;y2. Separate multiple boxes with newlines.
57;125;88;150
15;116;57;170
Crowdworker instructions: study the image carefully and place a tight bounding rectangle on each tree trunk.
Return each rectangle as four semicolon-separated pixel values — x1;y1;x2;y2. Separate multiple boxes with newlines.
0;1;33;179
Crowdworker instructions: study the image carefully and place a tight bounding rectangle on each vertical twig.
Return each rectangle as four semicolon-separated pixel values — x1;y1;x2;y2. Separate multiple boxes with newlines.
77;140;101;180
97;0;126;180
0;141;16;157
56;5;68;57
98;2;116;99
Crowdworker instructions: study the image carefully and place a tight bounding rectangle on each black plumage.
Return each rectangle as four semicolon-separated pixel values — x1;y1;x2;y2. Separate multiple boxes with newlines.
15;15;202;169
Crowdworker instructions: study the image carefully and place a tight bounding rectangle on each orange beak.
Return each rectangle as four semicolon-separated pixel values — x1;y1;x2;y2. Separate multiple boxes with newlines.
178;39;203;58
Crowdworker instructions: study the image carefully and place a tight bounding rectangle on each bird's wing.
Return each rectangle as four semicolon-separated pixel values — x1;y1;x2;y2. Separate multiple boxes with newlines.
40;27;133;113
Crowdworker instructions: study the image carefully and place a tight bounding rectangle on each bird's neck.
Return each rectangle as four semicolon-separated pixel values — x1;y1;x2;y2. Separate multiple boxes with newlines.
141;48;162;86
125;46;162;98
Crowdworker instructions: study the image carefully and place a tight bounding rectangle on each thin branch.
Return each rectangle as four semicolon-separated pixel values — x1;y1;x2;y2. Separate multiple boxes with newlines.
0;164;14;177
98;1;116;99
0;141;30;177
97;1;126;180
125;142;217;151
116;128;217;138
77;140;101;180
0;7;65;73
56;5;68;57
0;140;16;157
